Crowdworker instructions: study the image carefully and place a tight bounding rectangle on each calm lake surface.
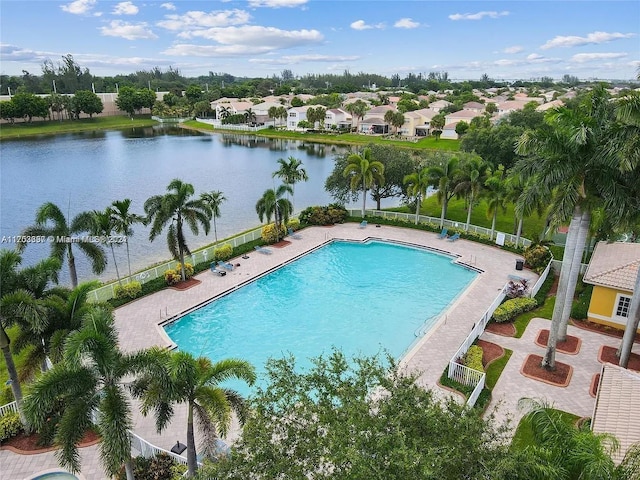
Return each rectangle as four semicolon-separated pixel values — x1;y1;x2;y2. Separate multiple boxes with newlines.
0;126;382;285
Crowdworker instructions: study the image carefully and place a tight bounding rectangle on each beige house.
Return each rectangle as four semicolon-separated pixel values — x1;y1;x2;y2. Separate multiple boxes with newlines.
400;108;437;136
214;101;253;120
463;101;486;113
440;109;484;139
536;99;564;112
359;105;396;133
583;241;640;332
428;99;453;112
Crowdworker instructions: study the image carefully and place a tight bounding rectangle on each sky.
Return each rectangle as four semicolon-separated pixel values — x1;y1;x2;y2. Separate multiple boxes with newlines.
1;0;639;82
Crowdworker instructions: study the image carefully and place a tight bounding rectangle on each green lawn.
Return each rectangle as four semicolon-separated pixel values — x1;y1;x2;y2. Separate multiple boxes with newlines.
514;296;555;338
0;326;31;404
511;408;580;450
182;120;461;151
0;115;158;140
485;348;513;390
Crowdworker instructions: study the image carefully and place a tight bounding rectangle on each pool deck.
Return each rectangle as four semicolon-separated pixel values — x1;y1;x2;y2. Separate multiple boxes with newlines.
4;224;636;479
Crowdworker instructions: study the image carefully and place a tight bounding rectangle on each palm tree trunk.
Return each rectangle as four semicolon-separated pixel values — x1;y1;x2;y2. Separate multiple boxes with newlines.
213;217;218;244
110;244;122;285
490;211;497;240
0;325;27;427
361;183;367;218
414;194;421;225
515;217;523;248
558;210;590;340
68;246;78;288
542;206;582;369
186;402;198;477
618;268;640;368
440;195;448;228
126;239;132;279
465;194;473;232
124;459;135;480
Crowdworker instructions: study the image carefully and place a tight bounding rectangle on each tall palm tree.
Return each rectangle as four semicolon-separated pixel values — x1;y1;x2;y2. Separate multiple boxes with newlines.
515;86;628;369
483;165;509;240
110;199;144;280
268;106;279;127
276;106;288;127
130;350;255;477
403;166;431;225
200;191;226;244
18;202;107;288
255;185;293;243
91;208;121;284
454;156;487;232
342;148;385;217
244;107;256;125
272;156;309;212
144;179;212;282
23;307;139;480
427;155;461;228
0;250;60;426
344;100;368;132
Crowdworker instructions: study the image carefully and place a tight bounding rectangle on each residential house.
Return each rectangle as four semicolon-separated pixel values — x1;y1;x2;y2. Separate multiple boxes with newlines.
214;101;253;120
324;108;352;130
582;241;640;332
359;105;395;134
536;99;564;112
440;109;483;139
591;363;640;464
428;99;453;112
463;101;486;113
496;100;531;117
400;108;437;136
250;101;284;124
287;105;311;130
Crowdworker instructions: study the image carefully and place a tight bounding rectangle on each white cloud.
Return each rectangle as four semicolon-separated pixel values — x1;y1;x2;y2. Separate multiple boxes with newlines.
248;0;307;6
249;54;360;65
504;45;523;54
160;3;176;10
157;9;250;31
571;52;628;63
100;20;158;40
61;0;97;15
449;11;509;21
350;20;385;30
187;25;323;47
113;2;139;15
163;44;273;56
394;18;419;29
541;31;636;49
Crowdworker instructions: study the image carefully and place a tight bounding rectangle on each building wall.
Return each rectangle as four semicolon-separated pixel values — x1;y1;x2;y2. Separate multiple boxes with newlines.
587;285;638;331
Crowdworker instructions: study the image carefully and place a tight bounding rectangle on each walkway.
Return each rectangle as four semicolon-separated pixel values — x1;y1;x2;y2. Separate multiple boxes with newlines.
5;223;630;479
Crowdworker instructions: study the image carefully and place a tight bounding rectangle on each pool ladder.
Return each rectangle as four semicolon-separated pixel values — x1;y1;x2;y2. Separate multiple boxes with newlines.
414;314;444;337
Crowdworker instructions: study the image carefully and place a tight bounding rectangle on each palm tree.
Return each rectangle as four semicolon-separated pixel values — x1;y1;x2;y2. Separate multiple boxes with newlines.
268;106;279;127
427;155;461;228
130;350;256;477
403;166;431;225
276;106;288;127
218;105;230;120
515;86;627;369
200;191;226;245
430;114;445;140
344;100;368;132
454;156;487;232
91;208;121;284
483;165;509;240
18;202;107;288
144;179;212;282
23;307;139;479
384;110;405;135
110;199;144;280
244;107;256;125
0;250;60;426
255;185;293;243
272;156;309;212
342;148;385;217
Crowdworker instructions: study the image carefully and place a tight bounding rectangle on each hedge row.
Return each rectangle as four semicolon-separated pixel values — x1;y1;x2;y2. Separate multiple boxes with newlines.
464;345;484;373
492;297;538;323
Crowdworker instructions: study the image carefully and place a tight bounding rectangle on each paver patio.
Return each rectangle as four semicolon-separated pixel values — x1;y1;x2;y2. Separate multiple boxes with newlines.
4;224;635;479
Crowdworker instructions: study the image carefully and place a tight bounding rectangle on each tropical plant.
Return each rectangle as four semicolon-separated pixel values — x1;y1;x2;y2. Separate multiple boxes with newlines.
200;191;226;244
244;108;256;124
454;155;487;231
23;308;140;479
403;166;431;224
267;106;279;127
110;199;145;279
431;113;445;140
272;156;308;212
129;349;256;477
483;165;509;240
342;147;385;217
91;208;121;284
427;155;461;228
515;85;628;369
18;202;107;288
255;185;293;243
344;99;368;131
144;179;212;282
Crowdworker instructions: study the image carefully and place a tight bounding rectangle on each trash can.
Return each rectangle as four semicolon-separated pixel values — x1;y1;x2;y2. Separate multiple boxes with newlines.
515;259;524;271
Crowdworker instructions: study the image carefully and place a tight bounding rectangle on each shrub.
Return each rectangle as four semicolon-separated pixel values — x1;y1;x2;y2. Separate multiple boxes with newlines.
523;244;552;273
0;412;23;442
214;244;233;261
286;217;301;231
534;273;556;306
299;204;347;225
492;297;538;323
164;263;193;285
116;453;177;480
506;279;529;298
261;223;286;243
464;345;484;373
114;281;142;299
571;284;593;320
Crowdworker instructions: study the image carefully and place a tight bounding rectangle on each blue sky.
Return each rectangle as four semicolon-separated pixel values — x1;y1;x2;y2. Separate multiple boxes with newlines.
1;0;639;81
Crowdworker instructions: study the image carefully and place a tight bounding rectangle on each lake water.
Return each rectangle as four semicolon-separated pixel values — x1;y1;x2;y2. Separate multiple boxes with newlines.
0;126;390;285
0;127;396;283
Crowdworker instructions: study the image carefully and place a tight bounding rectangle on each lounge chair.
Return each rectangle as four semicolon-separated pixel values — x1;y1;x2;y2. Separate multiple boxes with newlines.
359;220;368;229
447;233;460;242
287;228;302;239
217;260;234;271
254;246;273;255
210;263;227;276
438;228;448;239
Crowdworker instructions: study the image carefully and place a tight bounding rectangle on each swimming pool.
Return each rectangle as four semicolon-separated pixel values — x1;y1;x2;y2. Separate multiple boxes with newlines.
164;240;477;393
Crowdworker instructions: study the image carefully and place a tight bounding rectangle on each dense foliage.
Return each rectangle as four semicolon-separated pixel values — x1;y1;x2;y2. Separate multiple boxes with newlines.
492;297;539;323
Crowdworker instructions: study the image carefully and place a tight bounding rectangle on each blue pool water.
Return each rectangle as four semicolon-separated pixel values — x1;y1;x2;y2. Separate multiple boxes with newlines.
164;241;477;393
